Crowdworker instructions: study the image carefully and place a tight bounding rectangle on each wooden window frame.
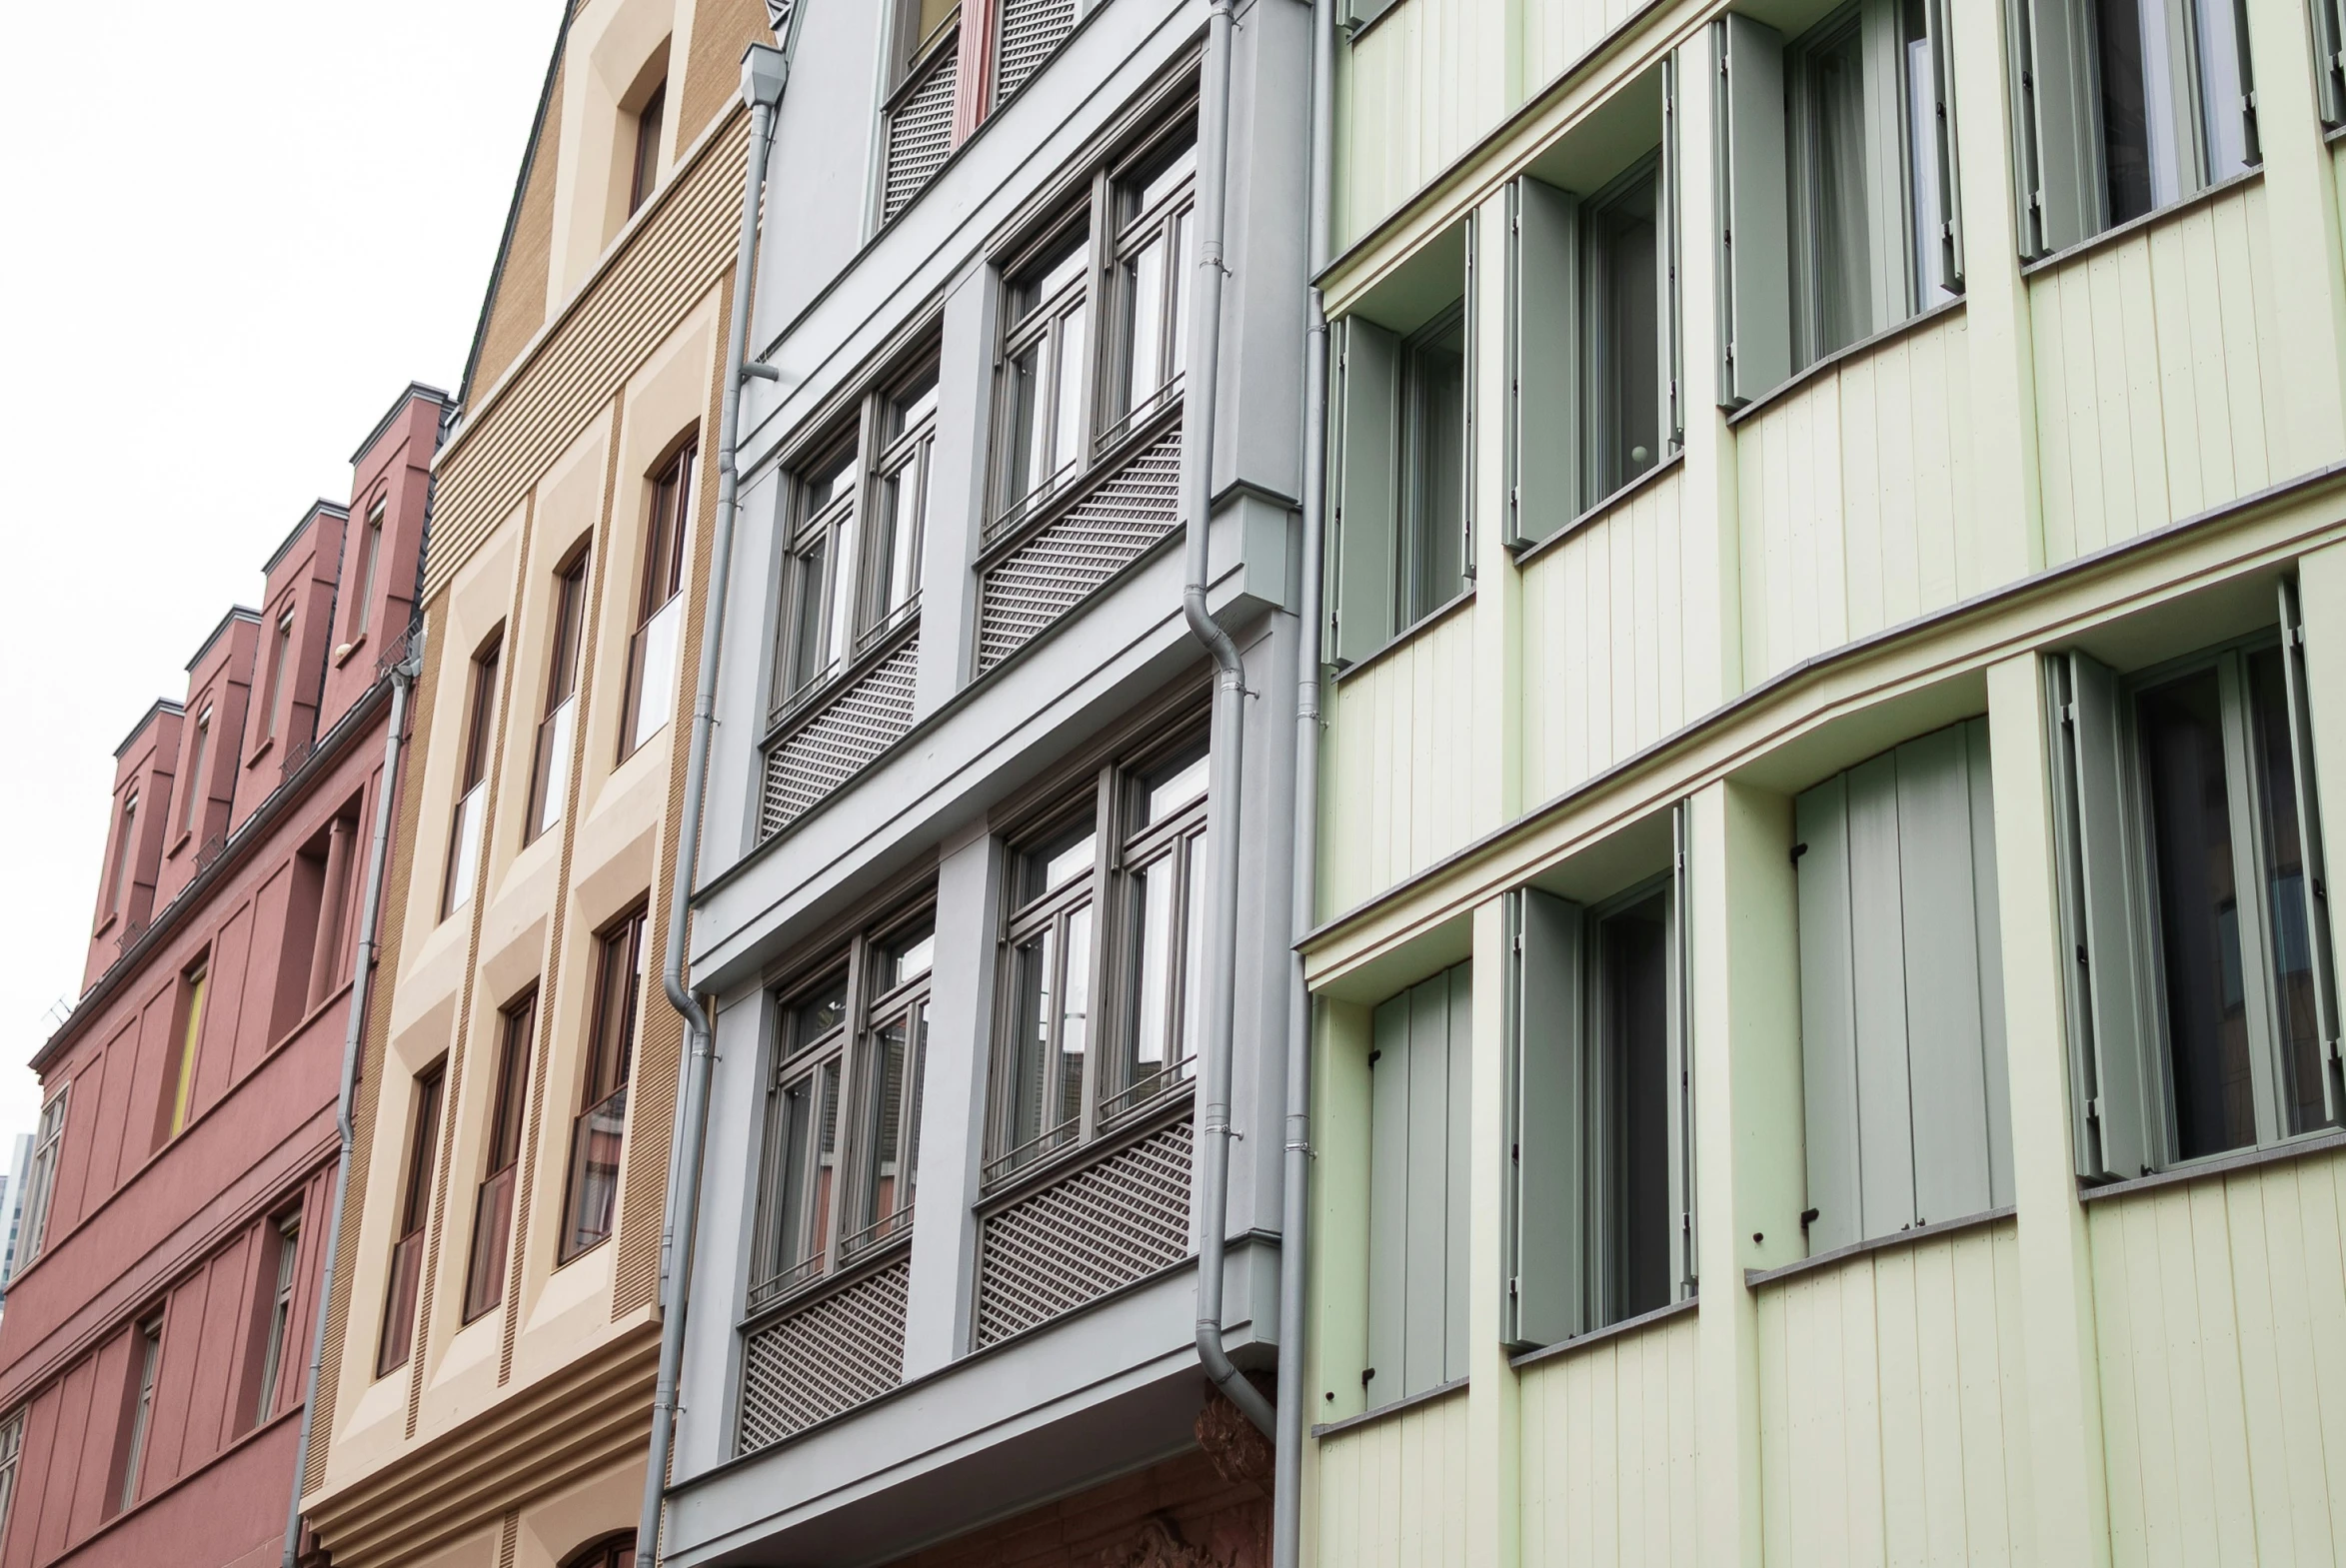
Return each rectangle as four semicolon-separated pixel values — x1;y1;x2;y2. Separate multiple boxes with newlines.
465;988;537;1321
527;549;590;842
620;441;697;761
377;1060;446;1377
443;634;503;920
560;907;647;1263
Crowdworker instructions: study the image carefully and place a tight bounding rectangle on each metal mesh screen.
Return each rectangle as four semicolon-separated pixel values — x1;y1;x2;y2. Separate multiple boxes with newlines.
975;1122;1193;1347
996;0;1078;101
737;1259;912;1453
884;41;959;223
976;427;1182;674
759;634;920;842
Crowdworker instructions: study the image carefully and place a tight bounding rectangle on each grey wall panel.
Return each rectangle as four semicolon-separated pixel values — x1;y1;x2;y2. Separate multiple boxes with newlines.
1897;725;1994;1226
1512;177;1581;543
1966;718;2015;1206
1514;890;1586;1344
1365;993;1410;1406
1846;753;1915;1242
1794;776;1863;1254
1404;974;1453;1395
1444;963;1473;1385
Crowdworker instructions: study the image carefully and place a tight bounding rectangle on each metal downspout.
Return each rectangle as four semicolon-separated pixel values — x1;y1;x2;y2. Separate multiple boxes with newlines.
1271;0;1334;1560
281;639;421;1568
1185;0;1275;1442
639;23;796;1567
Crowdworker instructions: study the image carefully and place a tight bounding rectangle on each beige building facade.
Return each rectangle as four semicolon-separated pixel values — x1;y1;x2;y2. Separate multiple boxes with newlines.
298;3;772;1565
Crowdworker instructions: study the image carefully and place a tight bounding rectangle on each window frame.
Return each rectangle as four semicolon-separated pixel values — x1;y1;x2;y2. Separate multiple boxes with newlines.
348;501;385;641
252;1209;301;1425
0;1409;22;1552
1394;302;1471;631
443;633;503;919
180;705;213;838
164;957;210;1143
620;439;697;762
465;988;537;1322
628;77;667;217
1578;152;1669;509
559;906;647;1263
12;1088;68;1280
526;548;590;842
263;610;296;744
117;1315;163;1514
377;1059;445;1377
105;788;139;922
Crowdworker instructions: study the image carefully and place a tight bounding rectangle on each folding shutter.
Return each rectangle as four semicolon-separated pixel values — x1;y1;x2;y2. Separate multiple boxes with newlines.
2055;652;2154;1178
1510;178;1581;545
1512;889;1586;1346
1846;755;1918;1240
2277;580;2343;1124
1660;55;1686;455
1795;774;1865;1254
1713;15;1790;407
1923;0;1965;288
1330;318;1400;667
1968;721;2015;1204
1443;964;1473;1384
2317;0;2346;127
2015;0;2100;256
1859;0;1910;332
1364;994;1410;1406
1668;801;1696;1296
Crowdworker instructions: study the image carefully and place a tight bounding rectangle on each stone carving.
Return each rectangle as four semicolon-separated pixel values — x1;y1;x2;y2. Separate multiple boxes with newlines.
1099;1517;1231;1568
1192;1383;1273;1491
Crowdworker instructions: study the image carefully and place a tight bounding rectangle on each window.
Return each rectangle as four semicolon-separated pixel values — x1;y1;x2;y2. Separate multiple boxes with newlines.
881;0;963;223
2012;0;2255;257
378;1061;445;1377
1794;720;2012;1253
2053;589;2341;1179
563;1533;637;1568
1509;836;1697;1351
263;612;295;742
163;960;209;1143
1712;2;1962;404
773;358;938;711
622;443;694;760
180;707;212;837
12;1090;66;1278
986;728;1208;1186
443;636;501;919
348;503;385;640
561;909;645;1261
628;78;666;216
527;552;589;841
251;1212;301;1425
0;1410;21;1551
986;120;1197;543
466;991;535;1320
116;1316;163;1512
750;908;935;1312
995;0;1082;103
1362;961;1471;1405
105;789;138;920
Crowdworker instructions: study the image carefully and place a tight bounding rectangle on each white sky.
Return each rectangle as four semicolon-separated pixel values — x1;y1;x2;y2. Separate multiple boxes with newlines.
0;3;557;1148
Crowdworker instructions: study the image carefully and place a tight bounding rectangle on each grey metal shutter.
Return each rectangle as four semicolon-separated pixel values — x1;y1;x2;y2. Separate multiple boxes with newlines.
1512;889;1586;1346
1330;318;1399;667
883;43;960;224
1365;992;1410;1406
1922;0;1966;288
1509;177;1580;544
2317;0;2346;126
2277;580;2342;1123
2014;0;2099;256
1365;961;1472;1404
1669;802;1696;1295
1404;975;1452;1394
2052;653;2154;1178
1795;773;1866;1255
1713;14;1790;407
996;0;1077;103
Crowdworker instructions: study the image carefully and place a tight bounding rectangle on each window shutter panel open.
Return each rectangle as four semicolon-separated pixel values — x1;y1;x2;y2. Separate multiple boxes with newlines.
1443;964;1473;1384
1859;0;1911;332
2055;652;2154;1178
1670;803;1696;1296
1331;318;1400;667
1968;720;2015;1205
1844;753;1919;1240
1510;178;1581;544
1713;14;1790;407
1365;994;1410;1406
2016;0;2099;256
2278;580;2343;1124
1795;773;1865;1255
1924;0;1966;287
2317;0;2346;127
1661;55;1686;455
1513;889;1586;1346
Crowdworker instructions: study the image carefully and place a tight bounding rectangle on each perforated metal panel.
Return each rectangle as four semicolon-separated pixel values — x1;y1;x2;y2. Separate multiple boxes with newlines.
996;0;1078;101
883;41;959;223
975;1122;1193;1347
737;1259;911;1453
760;634;920;842
976;428;1182;675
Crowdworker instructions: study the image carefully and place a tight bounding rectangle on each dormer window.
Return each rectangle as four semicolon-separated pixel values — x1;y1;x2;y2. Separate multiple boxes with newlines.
263;611;295;742
181;707;213;836
107;789;138;917
348;503;384;642
629;77;666;216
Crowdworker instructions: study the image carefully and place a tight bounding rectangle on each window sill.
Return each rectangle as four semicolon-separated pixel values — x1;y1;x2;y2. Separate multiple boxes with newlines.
246;736;276;769
1311;1375;1466;1439
762;612;922;752
1744;1205;2016;1291
2018;164;2264;280
1506;1294;1698;1372
2079;1127;2346;1205
333;631;368;669
741;1228;913;1328
1510;452;1686;569
976;1090;1194;1211
1330;587;1476;686
1724;294;1969;428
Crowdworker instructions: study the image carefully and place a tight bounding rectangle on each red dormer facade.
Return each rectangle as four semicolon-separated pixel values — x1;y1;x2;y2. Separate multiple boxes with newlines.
0;385;447;1568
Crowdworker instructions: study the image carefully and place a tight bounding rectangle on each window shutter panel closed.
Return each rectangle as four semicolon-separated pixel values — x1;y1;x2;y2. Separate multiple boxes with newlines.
1331;319;1400;666
1443;965;1473;1385
1795;774;1865;1254
2017;0;2099;256
1513;889;1586;1345
2055;652;2154;1178
995;0;1077;103
1404;975;1452;1394
1713;15;1790;407
1365;994;1410;1406
1510;177;1581;543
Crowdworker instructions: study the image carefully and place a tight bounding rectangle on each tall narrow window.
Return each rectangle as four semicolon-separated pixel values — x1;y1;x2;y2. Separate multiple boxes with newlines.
753;973;849;1305
993;815;1100;1182
117;1317;163;1513
0;1410;22;1550
561;910;645;1261
881;0;962;223
164;960;209;1143
180;707;212;837
466;991;536;1320
11;1090;67;1279
252;1212;301;1425
349;503;385;640
779;444;859;703
106;789;139;919
443;637;501;918
263;612;295;742
629;79;666;216
995;0;1080;101
527;553;589;841
869;367;938;638
995;231;1093;533
1108;743;1208;1122
1583;159;1662;502
1103;131;1196;447
622;444;694;759
1396;306;1468;629
846;919;933;1255
378;1061;444;1376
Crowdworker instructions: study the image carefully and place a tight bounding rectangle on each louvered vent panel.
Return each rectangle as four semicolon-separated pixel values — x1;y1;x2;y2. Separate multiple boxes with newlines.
975;1123;1193;1347
760;634;920;842
883;41;959;223
976;428;1182;674
737;1260;911;1453
996;0;1078;101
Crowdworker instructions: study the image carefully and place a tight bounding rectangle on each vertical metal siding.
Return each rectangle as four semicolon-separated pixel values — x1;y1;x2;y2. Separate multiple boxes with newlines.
1518;1309;1702;1568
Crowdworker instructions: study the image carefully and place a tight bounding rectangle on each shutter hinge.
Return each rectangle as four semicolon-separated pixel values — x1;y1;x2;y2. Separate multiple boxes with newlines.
2087;1095;2105;1125
2291;625;2308;648
1509;1276;1520;1299
2062;701;2078;726
1511;931;1523;953
1366;1047;1381;1067
2325;1035;2343;1066
1789;840;1808;866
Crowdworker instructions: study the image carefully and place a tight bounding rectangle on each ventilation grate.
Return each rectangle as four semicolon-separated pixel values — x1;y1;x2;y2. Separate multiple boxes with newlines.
996;0;1078;102
883;40;959;223
975;1122;1193;1347
976;427;1182;675
737;1259;911;1453
760;634;920;842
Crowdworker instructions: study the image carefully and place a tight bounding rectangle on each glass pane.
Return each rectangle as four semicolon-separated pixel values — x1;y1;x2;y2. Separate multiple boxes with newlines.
2098;0;2158;224
629;594;683;753
771;1076;813;1273
1131;138;1197;218
812;1060;841;1261
2195;0;2252;181
1169;211;1192;381
1591;174;1659;499
1010;928;1057;1151
563;1085;628;1257
1807;25;1872;359
860;1006;926;1235
876;923;935;993
790;537;830;690
1057;904;1093;1130
875;452;926;618
2248;649;2329;1134
1020;819;1098;903
1600;891;1672;1323
1005;342;1044;506
1122;236;1167;417
788;975;850;1054
530;696;575;839
2138;669;2257;1158
1903;4;1958;308
1142;746;1209;824
1130;855;1174;1074
1401;311;1467;624
892;369;940;437
1178;827;1209;1068
805;449;857;516
826;512;861;665
1050;301;1089;483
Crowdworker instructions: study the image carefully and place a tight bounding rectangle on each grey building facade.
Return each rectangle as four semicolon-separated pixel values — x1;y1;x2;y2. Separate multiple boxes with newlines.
665;0;1315;1563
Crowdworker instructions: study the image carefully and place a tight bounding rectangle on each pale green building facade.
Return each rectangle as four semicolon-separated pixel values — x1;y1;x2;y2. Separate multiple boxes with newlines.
1301;0;2346;1562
